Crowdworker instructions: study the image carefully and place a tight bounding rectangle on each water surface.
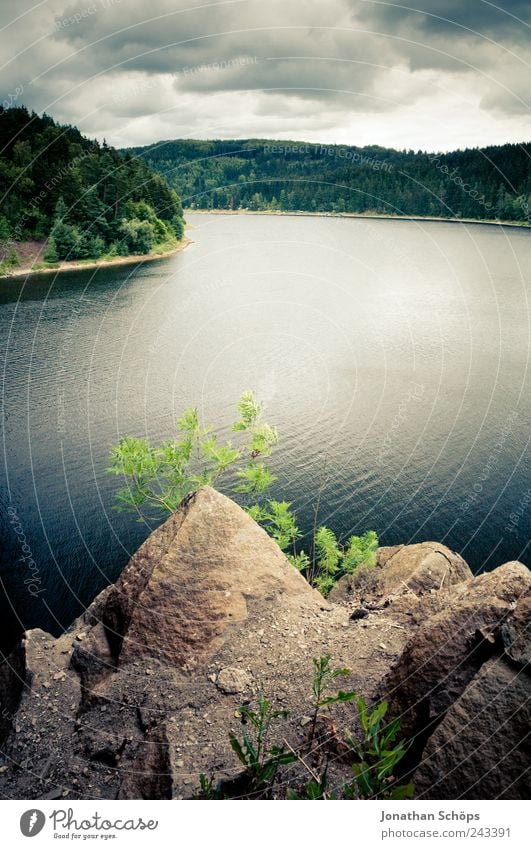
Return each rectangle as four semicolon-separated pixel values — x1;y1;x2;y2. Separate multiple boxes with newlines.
1;213;530;645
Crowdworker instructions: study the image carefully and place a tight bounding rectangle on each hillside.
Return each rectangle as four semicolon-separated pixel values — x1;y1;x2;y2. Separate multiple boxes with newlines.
0;106;185;273
126;138;531;223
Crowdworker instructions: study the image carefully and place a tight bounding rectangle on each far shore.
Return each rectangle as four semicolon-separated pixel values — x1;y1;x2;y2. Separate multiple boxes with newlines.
185;208;531;229
0;235;192;281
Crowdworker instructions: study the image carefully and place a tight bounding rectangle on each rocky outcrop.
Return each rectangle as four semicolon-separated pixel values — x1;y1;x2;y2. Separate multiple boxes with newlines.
0;488;396;800
329;542;472;607
0;488;528;800
381;562;529;736
413;657;530;799
379;561;530;797
501;594;531;666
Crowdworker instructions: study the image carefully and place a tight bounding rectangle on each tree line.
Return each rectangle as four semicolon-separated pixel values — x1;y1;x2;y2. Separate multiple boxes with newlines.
127;137;531;223
0;106;185;265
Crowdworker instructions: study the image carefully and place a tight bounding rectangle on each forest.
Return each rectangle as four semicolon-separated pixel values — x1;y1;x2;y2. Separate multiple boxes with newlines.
0;106;185;266
128;137;531;223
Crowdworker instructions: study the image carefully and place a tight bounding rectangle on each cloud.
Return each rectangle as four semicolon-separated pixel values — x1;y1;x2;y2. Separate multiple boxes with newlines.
0;0;528;149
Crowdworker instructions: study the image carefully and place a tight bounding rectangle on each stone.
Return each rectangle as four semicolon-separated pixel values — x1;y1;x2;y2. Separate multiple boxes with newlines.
501;593;531;666
329;542;471;606
381;561;531;740
414;657;530;799
215;667;253;695
97;487;323;670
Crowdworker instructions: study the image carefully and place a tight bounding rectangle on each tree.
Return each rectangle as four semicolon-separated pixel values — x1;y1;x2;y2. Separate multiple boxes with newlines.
43;235;59;262
118;217;156;254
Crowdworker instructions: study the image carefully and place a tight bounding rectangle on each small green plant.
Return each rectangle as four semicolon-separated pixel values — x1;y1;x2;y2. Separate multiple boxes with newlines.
307;654;356;748
227;696;296;797
247;500;301;553
195;658;413;801
345;696;414;800
108;391;278;519
286;774;331;800
195;773;224;799
251;497;378;595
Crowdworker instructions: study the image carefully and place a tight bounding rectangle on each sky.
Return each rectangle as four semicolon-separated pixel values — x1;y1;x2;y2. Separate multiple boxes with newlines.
0;0;529;151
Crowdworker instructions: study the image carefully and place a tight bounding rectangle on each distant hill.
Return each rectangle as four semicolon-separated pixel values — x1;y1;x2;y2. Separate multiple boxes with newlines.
125;138;531;223
0;106;185;268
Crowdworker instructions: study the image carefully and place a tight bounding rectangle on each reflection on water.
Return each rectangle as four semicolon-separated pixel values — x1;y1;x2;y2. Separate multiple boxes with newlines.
1;213;530;645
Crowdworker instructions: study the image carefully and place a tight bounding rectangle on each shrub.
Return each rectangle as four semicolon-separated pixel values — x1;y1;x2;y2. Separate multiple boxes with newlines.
251;499;378;595
108;391;378;596
108;391;278;519
43;235;59;263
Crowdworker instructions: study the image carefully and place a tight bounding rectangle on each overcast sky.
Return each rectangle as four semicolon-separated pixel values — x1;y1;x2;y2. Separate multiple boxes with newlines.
1;0;529;150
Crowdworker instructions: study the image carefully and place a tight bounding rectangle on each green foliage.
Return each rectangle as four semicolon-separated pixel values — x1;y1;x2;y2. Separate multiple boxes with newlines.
252;501;379;596
308;654;356;748
343;529;379;572
313;526;341;594
0;215;11;240
195;774;224;800
227;696;296;797
345;696;414;800
235;463;276;494
0;106;185;260
108;391;277;519
286;776;331;800
43;235;59;263
130;137;531;223
248;500;300;551
195;655;413;801
118;217;156;254
286;550;311;572
0;247;19;274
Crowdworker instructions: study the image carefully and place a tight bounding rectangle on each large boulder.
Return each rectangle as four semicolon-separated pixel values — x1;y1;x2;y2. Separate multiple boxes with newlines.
501;593;531;666
414;657;530;799
0;488;528;801
329;542;471;606
82;486;325;675
381;561;531;743
1;487;386;800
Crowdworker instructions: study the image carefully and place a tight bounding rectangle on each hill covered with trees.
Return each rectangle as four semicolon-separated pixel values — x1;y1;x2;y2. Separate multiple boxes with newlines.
127;138;531;223
0;106;185;271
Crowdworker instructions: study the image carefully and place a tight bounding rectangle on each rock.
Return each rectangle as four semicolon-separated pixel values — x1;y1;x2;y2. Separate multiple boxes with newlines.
414;657;530;799
381;561;531;741
0;486;527;801
215;667;253;696
1;487;350;800
70;622;116;709
117;724;172;800
501;594;530;667
329;542;471;606
0;641;25;742
97;486;323;671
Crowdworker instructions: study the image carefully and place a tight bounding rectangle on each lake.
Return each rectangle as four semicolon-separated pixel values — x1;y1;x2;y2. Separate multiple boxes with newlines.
1;212;530;646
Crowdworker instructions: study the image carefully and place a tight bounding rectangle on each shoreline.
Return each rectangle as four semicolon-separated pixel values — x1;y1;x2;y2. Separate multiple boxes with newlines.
0;235;192;281
185;208;531;229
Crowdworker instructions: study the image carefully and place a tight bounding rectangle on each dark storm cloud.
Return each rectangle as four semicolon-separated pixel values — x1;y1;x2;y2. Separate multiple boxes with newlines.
357;0;531;41
355;0;531;114
0;0;529;148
